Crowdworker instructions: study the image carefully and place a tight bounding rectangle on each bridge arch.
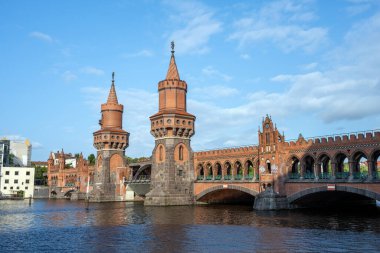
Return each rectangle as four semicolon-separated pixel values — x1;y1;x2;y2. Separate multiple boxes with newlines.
132;164;152;181
196;185;259;203
288;186;380;206
64;189;75;198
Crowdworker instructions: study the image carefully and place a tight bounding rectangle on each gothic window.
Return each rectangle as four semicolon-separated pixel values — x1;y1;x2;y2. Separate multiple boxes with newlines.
266;133;270;143
179;145;183;161
159;146;163;162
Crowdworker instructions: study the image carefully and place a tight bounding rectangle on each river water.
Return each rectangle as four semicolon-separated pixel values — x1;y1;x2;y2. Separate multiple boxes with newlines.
0;199;379;252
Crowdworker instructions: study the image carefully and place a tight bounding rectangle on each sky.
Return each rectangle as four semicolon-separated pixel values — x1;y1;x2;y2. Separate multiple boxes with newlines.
1;0;380;161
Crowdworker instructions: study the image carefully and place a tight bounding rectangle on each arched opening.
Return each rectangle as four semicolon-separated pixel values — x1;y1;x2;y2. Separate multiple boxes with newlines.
214;163;222;180
197;164;204;180
224;162;232;180
352;151;368;180
372;150;380;179
64;190;75;198
197;186;257;205
206;163;213;180
266;160;271;174
318;154;332;179
234;161;243;180
303;155;315;179
244;160;254;180
335;153;349;179
50;191;57;198
289;156;300;179
179;145;183;161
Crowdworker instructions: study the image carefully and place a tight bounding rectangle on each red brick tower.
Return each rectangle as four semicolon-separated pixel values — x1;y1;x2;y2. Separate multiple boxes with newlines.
145;42;196;205
92;73;129;202
258;115;285;192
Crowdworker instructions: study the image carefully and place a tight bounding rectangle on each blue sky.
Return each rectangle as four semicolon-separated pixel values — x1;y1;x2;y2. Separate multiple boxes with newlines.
1;0;380;161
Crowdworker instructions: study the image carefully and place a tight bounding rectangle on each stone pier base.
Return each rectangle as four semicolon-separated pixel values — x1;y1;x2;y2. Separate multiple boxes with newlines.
144;190;193;206
253;188;289;210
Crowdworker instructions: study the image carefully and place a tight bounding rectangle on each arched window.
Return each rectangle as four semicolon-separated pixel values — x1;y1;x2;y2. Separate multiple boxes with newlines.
159;146;163;162
179;145;183;161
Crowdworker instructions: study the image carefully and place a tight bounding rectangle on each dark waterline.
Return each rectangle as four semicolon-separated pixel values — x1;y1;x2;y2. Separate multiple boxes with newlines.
0;199;379;252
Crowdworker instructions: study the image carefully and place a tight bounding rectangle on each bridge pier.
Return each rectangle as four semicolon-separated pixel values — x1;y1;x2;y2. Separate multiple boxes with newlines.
253;187;289;210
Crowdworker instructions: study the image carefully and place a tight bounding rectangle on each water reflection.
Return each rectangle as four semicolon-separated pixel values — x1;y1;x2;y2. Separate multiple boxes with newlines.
0;200;379;252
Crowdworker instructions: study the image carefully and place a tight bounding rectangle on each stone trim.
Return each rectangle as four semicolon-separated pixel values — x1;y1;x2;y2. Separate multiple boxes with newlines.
195;184;259;200
287;185;380;203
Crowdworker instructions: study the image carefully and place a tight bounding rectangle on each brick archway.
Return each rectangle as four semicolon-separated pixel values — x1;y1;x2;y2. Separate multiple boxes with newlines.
287;185;380;204
195;184;259;200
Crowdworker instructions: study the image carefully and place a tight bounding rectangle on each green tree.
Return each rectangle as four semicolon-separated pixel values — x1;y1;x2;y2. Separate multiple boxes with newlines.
88;154;96;165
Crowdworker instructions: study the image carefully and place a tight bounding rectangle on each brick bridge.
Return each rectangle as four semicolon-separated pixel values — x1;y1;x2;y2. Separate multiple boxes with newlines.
127;117;380;208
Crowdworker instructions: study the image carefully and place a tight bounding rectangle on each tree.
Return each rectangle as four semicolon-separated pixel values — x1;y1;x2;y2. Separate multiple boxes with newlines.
75;153;80;159
88;154;96;165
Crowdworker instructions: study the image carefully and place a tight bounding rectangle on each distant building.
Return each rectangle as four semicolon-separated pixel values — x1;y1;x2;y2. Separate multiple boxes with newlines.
0;139;10;167
1;166;35;197
10;139;32;167
31;161;48;168
47;150;95;198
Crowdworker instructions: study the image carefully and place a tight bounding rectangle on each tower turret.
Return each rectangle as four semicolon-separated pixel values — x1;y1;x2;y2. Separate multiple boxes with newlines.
145;42;196;206
91;73;129;202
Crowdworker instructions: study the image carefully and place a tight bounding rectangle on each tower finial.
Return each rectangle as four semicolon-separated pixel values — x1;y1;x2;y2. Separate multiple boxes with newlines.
112;72;115;83
171;41;175;55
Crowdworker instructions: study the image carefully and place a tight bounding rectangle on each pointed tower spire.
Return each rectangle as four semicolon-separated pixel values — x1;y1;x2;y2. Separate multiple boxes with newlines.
107;72;119;104
166;41;180;80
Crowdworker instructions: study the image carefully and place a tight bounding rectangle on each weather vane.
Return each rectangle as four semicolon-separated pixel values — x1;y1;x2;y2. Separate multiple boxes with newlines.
171;41;175;54
112;72;115;82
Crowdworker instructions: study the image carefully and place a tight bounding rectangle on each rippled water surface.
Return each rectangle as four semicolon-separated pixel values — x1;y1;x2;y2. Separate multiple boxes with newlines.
0;199;379;252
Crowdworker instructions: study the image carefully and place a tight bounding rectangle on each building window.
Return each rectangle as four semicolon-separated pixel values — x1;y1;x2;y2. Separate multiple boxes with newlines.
266;133;270;143
26;171;30;176
14;179;18;184
5;179;9;184
3;187;6;190
10;187;13;190
15;171;19;176
5;171;9;175
179;145;183;161
26;179;30;184
16;186;19;190
25;186;28;190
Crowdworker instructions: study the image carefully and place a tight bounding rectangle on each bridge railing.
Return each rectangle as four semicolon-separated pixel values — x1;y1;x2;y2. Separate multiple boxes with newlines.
124;175;151;184
195;174;259;182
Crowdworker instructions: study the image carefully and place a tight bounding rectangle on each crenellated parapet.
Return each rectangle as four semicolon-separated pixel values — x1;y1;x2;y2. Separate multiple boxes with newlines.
195;145;258;161
283;129;380;153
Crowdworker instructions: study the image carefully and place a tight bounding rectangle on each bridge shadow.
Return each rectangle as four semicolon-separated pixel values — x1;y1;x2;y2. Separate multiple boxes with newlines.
197;189;255;205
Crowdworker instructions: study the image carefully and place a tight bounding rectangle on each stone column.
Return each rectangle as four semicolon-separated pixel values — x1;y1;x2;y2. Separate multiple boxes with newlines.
348;160;355;181
367;160;374;181
330;162;336;180
254;166;259;181
300;163;305;180
314;163;320;181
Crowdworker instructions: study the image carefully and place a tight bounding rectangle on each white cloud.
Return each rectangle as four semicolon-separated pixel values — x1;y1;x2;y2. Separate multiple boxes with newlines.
122;49;153;58
29;31;54;43
201;66;232;81
192;85;239;98
61;71;77;82
229;0;328;53
165;1;222;55
81;66;104;76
